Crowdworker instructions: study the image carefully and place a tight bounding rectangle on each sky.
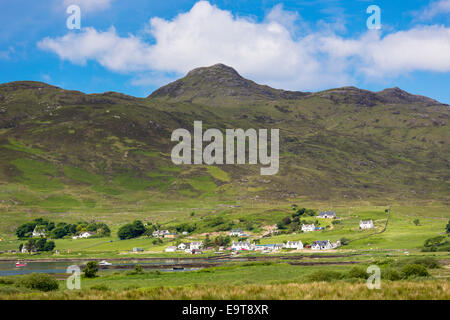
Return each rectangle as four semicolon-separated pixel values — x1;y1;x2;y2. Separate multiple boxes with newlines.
0;0;449;102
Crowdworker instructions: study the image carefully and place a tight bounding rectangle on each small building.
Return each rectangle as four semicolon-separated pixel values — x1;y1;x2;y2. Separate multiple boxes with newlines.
231;241;253;251
284;241;303;250
165;246;177;253
182;231;188;235
177;243;189;250
32;226;46;238
191;249;202;255
132;247;143;252
301;224;315;232
311;240;332;250
190;241;203;250
153;230;170;238
72;231;94;239
164;232;178;239
229;228;244;237
318;211;336;219
360;220;374;229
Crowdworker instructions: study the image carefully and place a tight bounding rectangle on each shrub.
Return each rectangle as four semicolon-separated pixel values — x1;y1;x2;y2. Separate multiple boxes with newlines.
347;266;368;279
90;284;109;291
401;264;429;278
307;270;344;282
410;257;440;269
0;277;14;285
117;220;146;240
16;273;59;292
84;261;99;278
127;264;144;275
382;268;402;281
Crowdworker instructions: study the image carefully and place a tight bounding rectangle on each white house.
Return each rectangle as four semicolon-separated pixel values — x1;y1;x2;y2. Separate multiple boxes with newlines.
190;241;203;250
229;228;244;237
132;247;143;252
231;241;253;251
360;220;374;229
32;226;46;238
318;211;336;219
311;240;333;250
72;231;94;239
284;241;303;250
302;224;315;232
165;246;177;252
153;230;170;237
177;243;189;250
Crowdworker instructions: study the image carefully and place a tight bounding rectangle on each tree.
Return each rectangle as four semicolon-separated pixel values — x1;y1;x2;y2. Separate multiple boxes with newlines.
49;227;68;239
413;219;420;226
15;222;36;239
204;235;213;248
84;261;99;278
24;239;36;253
117;220;146;240
446;220;450;233
44;241;55;252
35;238;47;251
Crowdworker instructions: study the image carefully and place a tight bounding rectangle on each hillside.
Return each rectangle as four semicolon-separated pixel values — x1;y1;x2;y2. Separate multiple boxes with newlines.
0;64;449;223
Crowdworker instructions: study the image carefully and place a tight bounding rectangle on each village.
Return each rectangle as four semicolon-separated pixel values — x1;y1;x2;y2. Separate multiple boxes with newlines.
157;212;376;255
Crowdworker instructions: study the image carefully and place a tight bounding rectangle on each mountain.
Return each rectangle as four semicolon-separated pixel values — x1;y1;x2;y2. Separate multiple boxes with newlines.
149;63;308;103
0;64;448;216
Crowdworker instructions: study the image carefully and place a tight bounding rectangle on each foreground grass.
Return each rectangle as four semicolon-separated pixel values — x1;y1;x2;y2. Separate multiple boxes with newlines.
1;281;448;300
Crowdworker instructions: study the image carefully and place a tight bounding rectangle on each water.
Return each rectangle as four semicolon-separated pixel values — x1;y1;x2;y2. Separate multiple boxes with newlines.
0;258;243;276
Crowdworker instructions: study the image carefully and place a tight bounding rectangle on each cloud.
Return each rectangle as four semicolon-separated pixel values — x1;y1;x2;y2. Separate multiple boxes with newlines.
63;0;113;13
38;1;450;91
417;0;450;20
0;46;15;60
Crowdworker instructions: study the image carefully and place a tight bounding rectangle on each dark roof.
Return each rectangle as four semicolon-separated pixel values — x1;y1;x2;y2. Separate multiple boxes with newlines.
312;240;330;246
319;211;336;216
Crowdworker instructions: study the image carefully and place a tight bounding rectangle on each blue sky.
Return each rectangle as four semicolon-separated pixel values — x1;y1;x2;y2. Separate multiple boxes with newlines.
1;0;449;102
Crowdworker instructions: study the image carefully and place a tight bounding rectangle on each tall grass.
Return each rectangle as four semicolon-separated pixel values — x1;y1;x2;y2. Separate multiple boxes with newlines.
0;281;447;300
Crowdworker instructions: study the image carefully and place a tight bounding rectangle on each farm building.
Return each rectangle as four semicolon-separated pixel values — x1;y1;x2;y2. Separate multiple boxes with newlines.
302;224;315;232
318;211;336;219
311;240;332;250
360;220;374;229
284;241;303;250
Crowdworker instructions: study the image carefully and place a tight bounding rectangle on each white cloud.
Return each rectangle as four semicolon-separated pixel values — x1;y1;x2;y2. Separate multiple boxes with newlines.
38;1;450;91
417;0;450;20
63;0;113;13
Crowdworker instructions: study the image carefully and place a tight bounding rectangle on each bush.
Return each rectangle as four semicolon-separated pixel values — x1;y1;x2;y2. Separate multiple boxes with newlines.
90;284;109;291
307;270;344;282
16;273;59;292
84;261;99;278
0;277;14;285
347;266;368;279
410;257;440;269
401;264;430;278
382;268;402;281
118;220;146;240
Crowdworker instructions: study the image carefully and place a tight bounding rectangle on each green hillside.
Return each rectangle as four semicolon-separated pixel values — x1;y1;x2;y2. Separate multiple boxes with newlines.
0;64;448;237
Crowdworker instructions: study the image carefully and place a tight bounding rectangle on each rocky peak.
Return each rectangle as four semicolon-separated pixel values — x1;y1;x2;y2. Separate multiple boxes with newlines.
148;63;308;103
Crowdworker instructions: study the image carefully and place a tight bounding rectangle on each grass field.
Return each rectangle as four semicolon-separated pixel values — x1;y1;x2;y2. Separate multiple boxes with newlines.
0;256;449;299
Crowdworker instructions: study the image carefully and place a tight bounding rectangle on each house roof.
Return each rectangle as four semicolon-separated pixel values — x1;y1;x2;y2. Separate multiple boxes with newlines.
319;211;336;216
312;240;331;246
